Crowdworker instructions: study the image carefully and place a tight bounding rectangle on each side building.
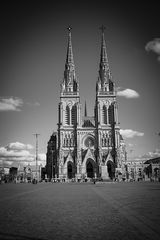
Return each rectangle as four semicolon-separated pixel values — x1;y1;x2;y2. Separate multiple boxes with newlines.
46;132;58;179
46;27;127;181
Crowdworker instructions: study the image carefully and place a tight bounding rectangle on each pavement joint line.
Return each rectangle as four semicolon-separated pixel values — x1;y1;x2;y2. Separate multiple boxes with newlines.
91;186;160;240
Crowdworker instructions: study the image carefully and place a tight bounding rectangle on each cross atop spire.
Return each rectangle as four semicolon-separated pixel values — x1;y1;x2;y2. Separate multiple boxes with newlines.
67;26;72;32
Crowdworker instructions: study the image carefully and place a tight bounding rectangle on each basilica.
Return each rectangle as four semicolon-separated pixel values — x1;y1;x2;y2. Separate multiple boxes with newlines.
46;27;127;181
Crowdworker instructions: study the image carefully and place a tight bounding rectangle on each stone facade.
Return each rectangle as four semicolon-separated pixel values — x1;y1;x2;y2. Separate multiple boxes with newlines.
125;157;160;182
46;28;127;181
17;164;42;182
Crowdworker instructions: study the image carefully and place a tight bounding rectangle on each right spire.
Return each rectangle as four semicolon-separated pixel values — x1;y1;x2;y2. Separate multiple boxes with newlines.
97;25;114;94
100;25;109;69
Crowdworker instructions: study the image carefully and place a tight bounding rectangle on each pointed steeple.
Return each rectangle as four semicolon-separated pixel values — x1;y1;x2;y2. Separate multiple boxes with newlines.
66;26;74;67
61;27;79;95
100;25;109;68
97;25;114;94
84;100;87;117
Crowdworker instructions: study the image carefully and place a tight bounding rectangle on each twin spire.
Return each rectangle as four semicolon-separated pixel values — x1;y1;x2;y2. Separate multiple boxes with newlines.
62;26;113;95
65;25;109;72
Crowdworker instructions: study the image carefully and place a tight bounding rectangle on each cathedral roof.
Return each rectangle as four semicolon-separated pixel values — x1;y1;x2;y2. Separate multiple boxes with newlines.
144;157;160;164
82;116;95;128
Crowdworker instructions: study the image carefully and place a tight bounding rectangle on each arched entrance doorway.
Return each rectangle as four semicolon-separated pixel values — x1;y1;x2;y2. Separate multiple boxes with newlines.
86;159;95;178
107;160;115;180
67;162;74;179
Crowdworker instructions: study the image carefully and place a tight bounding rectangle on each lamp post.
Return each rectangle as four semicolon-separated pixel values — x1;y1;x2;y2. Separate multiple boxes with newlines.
33;133;40;182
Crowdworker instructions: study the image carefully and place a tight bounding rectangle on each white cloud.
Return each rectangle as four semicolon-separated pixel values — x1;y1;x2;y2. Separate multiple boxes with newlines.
120;129;144;138
38;153;46;161
145;38;160;61
5;161;13;166
117;88;139;98
36;154;46;167
0;97;23;111
0;142;46;168
0;97;41;111
0;146;33;161
7;142;33;151
137;149;160;161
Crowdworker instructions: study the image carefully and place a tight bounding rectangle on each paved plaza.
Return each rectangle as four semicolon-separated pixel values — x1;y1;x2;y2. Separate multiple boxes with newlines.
0;181;160;240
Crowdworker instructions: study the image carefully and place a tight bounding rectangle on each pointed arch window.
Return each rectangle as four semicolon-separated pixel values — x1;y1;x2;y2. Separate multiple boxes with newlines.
108;104;114;124
73;80;77;92
109;80;114;92
103;105;107;124
71;105;77;125
104;138;107;146
66;105;70;125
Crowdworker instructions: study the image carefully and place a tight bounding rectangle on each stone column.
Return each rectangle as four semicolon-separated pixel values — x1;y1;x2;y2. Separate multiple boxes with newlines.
101;165;109;180
98;103;101;124
77;103;80;126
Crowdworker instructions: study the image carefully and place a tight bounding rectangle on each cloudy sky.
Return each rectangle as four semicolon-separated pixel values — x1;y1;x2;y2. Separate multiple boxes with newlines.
0;2;160;168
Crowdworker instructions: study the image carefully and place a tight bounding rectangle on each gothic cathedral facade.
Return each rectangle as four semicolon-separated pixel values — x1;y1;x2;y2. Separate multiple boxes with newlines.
46;27;126;180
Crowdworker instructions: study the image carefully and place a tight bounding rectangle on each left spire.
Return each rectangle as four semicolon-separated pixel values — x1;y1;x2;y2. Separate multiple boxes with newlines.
61;27;79;95
66;26;74;67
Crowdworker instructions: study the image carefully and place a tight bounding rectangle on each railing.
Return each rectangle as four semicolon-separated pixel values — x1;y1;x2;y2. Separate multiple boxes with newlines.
61;92;79;96
98;91;115;96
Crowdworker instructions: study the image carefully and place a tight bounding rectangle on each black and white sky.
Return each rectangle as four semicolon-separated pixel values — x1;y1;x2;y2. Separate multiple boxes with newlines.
0;1;160;167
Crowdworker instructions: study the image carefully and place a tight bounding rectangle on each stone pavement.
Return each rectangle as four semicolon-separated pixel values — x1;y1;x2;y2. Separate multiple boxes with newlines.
0;181;160;240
